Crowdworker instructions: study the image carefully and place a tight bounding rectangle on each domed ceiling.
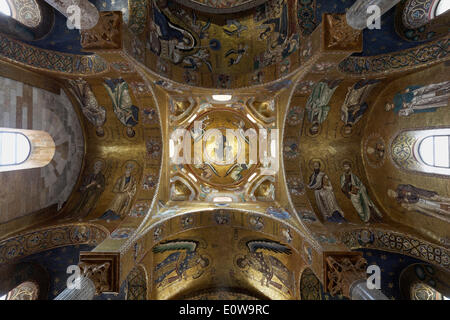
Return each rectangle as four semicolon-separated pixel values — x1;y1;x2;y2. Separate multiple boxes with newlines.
184;109;259;187
0;0;449;301
168;95;278;203
148;0;298;75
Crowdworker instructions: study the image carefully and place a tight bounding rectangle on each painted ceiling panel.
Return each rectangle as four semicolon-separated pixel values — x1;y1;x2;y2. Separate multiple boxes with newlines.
0;0;448;303
11;0;441;65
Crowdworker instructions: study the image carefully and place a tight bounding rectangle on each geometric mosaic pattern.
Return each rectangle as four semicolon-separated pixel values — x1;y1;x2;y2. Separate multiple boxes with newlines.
0;224;108;264
300;268;321;300
126;266;147;300
0;33;108;75
297;0;317;36
128;0;148;35
339;228;450;271
339;38;449;75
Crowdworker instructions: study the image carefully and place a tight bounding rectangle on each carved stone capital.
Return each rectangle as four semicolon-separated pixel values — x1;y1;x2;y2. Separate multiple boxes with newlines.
322;14;363;51
79;252;120;294
80;11;122;50
323;251;367;298
79;261;110;295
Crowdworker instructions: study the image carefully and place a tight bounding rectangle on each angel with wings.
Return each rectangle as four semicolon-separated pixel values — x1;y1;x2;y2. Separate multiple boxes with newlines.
236;240;294;294
153;240;209;288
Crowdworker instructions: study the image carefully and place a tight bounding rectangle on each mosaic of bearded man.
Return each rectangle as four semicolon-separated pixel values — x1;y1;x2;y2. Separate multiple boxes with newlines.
306;80;340;135
340;161;382;223
98;163;137;220
71;160;105;219
68;79;106;137
340;79;379;134
308;161;346;223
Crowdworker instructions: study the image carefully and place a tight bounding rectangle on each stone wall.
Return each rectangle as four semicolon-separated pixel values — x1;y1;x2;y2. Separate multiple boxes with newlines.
0;76;84;224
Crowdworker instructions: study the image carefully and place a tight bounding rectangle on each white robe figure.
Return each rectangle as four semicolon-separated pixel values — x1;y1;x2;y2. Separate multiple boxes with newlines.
392;81;450;117
68;79;106;128
393;184;450;223
308;170;346;223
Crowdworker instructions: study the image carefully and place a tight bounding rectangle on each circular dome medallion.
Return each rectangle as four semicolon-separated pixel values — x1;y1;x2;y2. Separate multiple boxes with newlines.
186;109;259;187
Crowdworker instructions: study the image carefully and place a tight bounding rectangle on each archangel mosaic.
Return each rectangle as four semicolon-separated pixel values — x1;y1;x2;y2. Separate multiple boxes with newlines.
0;0;449;302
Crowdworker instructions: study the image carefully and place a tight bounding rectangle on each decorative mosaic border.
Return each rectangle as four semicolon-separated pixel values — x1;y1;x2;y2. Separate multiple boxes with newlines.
0;224;109;264
128;0;147;35
0;33;109;75
172;0;267;14
339;38;449;75
297;0;317;36
338;228;449;270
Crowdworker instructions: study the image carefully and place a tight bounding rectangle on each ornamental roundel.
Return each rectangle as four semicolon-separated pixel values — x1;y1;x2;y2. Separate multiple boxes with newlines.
185;109;259;188
410;282;442;300
391;132;415;168
25;233;43;249
283;138;300;160
8;0;42;28
1;241;22;261
50;229;67;245
286;106;304;126
286;175;305;196
402;0;433;29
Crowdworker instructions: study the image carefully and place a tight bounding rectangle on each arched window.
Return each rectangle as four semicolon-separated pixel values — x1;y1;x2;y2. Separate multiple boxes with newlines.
432;0;450;18
2;0;41;28
391;128;450;177
402;0;450;30
0;0;53;41
0;128;55;172
0;0;11;16
400;263;450;300
0;131;31;166
414;129;450;176
418;135;450;168
398;0;450;41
